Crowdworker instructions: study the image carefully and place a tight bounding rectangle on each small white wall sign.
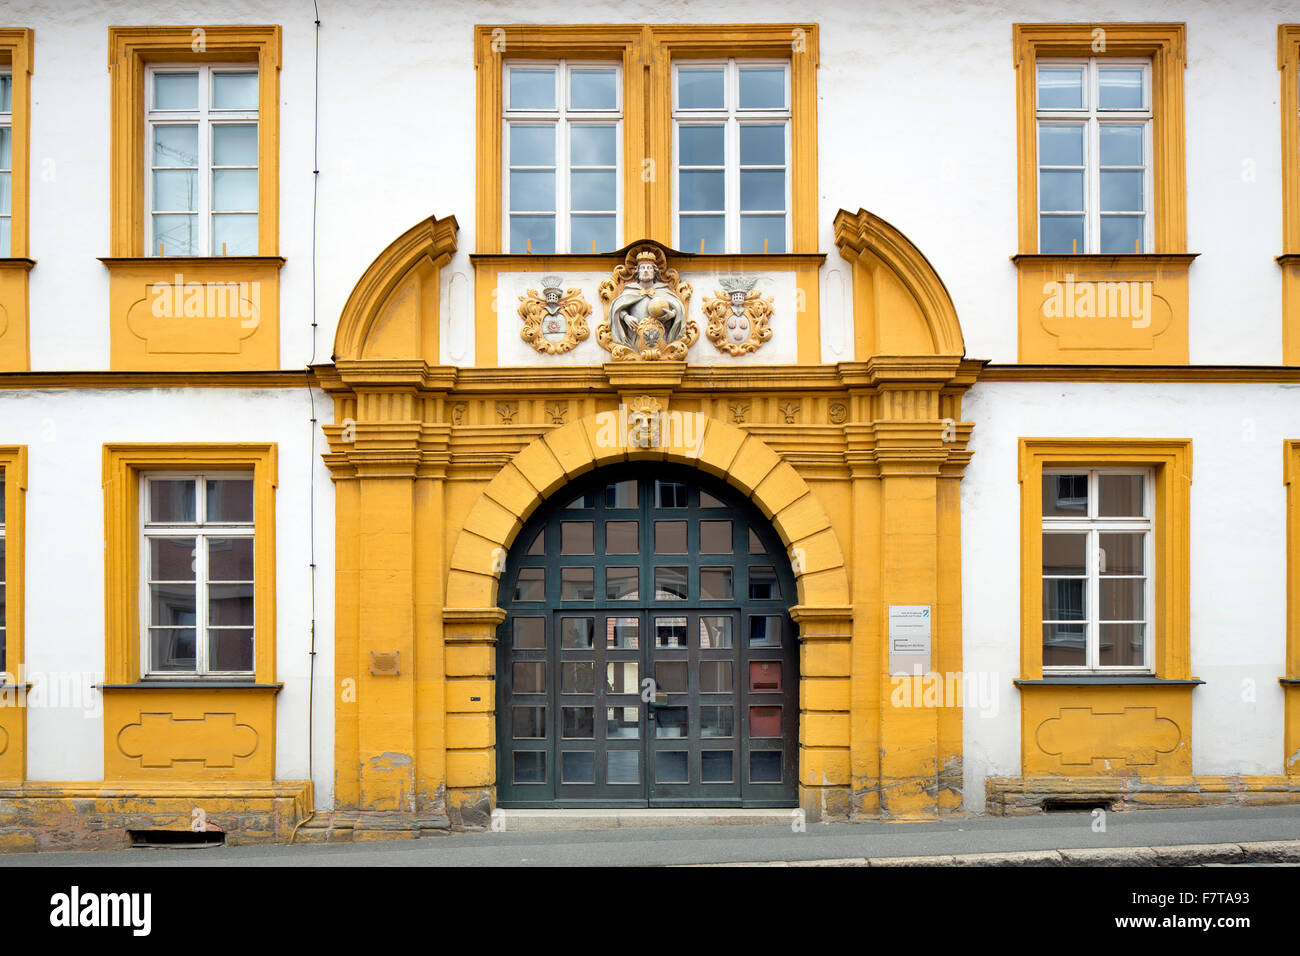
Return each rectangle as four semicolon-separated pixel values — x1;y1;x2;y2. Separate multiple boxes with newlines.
888;605;933;676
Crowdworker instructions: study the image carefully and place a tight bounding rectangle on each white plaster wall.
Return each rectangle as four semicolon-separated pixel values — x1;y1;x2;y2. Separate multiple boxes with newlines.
961;381;1293;809
0;388;335;806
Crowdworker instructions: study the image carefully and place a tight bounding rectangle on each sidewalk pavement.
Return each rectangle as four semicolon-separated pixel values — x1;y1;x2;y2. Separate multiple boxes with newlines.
0;804;1298;866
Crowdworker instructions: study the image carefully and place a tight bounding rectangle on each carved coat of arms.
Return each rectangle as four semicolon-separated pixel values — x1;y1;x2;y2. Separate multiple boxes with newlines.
597;245;697;361
703;276;774;356
519;276;591;355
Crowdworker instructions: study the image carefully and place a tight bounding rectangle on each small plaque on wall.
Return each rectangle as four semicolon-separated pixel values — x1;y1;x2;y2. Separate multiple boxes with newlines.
370;651;400;676
888;605;932;676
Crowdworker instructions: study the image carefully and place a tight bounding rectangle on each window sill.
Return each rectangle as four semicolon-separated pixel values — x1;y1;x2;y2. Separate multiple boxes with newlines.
1011;253;1199;267
1280;677;1300;686
100;681;283;691
1015;676;1203;686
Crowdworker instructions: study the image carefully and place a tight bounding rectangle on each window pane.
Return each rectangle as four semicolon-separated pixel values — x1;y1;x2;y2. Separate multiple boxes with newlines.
700;660;734;692
1037;66;1083;109
606;617;639;649
1099;68;1144;109
561;661;595;694
209;583;254;626
150;538;196;581
153;215;198;256
1100;170;1143;212
561;521;594;554
655;616;688;648
700;520;732;553
209;628;253;671
561;706;595;738
741;215;786;253
749;615;781;646
153;125;198;167
1100;125;1143;166
656;708;688;740
701;705;734;738
749;529;766;554
1099;474;1145;517
1100;578;1144;620
1038;124;1084;166
699;616;733;649
571;215;615;253
607;707;639;739
150;479;196;523
605;481;637;508
656;661;688;693
750;661;782;692
1040;170;1084;211
1042;579;1086;620
738;68;785;109
608;750;639;782
606;661;638;693
700;567;733;600
570;124;616;166
570;170;615;210
700;490;725;508
566;492;595;509
569;68;617;110
740;170;785;210
514;567;544;601
740;124;785;165
154;72;198;110
654;567;688;601
510;124;555;166
677;68;724;109
656;481;688;508
0;74;10;112
654;520;687;554
509;169;556;211
605;566;639;601
510;215;555;253
150;628;196;671
1100;215;1144;254
151;581;196;625
1039;215;1084;254
679;125;724;166
561;751;595;784
702;751;734;783
207;479;253;522
514;751;545;784
525;529;544;555
680;215;724;254
212;72;258;110
749;566;780;599
213;169;257;211
513;706;546;739
1042;532;1086;574
1100;622;1145;666
606;521;638;554
1043;474;1088;515
509;67;556;110
561;567;595;600
749;751;782;783
513;616;545;649
1042;622;1085;666
1100;532;1145;575
212;215;257;255
153;169;198;211
680;170;724;211
749;705;782;738
560;616;594;649
213;124;258;166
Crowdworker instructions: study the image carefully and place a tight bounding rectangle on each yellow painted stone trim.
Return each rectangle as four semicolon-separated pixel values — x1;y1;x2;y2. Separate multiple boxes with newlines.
0;30;33;259
0;260;32;373
101;443;278;685
1012;22;1187;255
1279;27;1300;363
1018;438;1193;679
833;208;965;358
0;446;27;783
333;215;459;362
474;24;818;254
107;25;281;258
1284;440;1300;772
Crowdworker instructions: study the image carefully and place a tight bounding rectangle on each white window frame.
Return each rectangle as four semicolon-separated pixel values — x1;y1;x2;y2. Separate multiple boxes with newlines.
0;67;11;257
1036;57;1153;254
502;59;623;254
672;59;791;254
139;472;255;678
1041;468;1155;674
145;63;259;257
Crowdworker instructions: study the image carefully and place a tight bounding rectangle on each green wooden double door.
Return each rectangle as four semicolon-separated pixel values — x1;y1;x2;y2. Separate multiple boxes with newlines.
496;464;798;807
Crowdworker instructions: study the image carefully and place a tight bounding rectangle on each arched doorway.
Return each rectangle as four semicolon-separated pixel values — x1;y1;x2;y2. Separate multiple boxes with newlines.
496;462;798;808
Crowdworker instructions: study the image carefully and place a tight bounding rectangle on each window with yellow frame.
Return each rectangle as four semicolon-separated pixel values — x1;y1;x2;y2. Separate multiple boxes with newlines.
474;24;819;255
1277;26;1300;365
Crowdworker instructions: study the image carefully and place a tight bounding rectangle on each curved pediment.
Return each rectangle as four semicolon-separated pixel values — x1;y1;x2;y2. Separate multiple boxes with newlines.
833;208;965;358
333;214;459;362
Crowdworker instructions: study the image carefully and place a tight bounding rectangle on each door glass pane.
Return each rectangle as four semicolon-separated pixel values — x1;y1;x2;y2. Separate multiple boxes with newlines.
606;520;638;553
607;706;640;739
655;481;688;508
561;661;595;694
561;567;594;600
700;520;732;553
749;615;781;646
605;481;637;508
513;706;546;738
606;661;639;693
700;567;733;600
561;751;595;784
749;706;782;738
566;492;595;509
655;616;688;648
700;490;725;508
1043;474;1088;515
699;616;733;648
749;751;782;783
513;661;546;694
656;751;689;783
1099;474;1145;516
514;567;545;601
526;529;545;555
656;709;689;739
513;751;546;784
702;751;734;783
607;750;640;783
560;616;594;649
700;705;734;738
656;661;688;693
606;617;639;648
699;660;734;693
561;706;595;738
654;567;688;600
605;567;639;601
561;521;594;554
749;566;779;599
654;520;687;553
1042;623;1086;667
749;529;766;554
749;660;782;692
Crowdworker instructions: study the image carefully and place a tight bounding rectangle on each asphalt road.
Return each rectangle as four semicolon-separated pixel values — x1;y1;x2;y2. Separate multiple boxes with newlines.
2;804;1298;866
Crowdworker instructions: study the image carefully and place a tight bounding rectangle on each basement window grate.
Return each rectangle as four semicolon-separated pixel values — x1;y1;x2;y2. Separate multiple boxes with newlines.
128;829;226;848
1040;799;1114;813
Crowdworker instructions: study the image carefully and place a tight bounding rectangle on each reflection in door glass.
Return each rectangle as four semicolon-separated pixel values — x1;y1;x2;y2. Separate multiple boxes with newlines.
561;661;595;694
700;616;732;648
749;750;781;783
655;616;688;647
656;706;689;738
702;750;733;783
607;706;639;738
606;661;639;693
514;751;546;784
607;750;639;783
606;616;639;648
560;617;594;649
656;750;688;782
561;751;595;784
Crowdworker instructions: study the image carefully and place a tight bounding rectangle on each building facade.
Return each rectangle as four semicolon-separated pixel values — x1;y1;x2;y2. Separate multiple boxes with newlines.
0;1;1298;847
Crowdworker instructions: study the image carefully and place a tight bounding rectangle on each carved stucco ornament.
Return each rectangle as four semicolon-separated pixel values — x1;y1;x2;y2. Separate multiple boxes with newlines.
703;275;774;356
519;275;592;355
597;244;696;361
